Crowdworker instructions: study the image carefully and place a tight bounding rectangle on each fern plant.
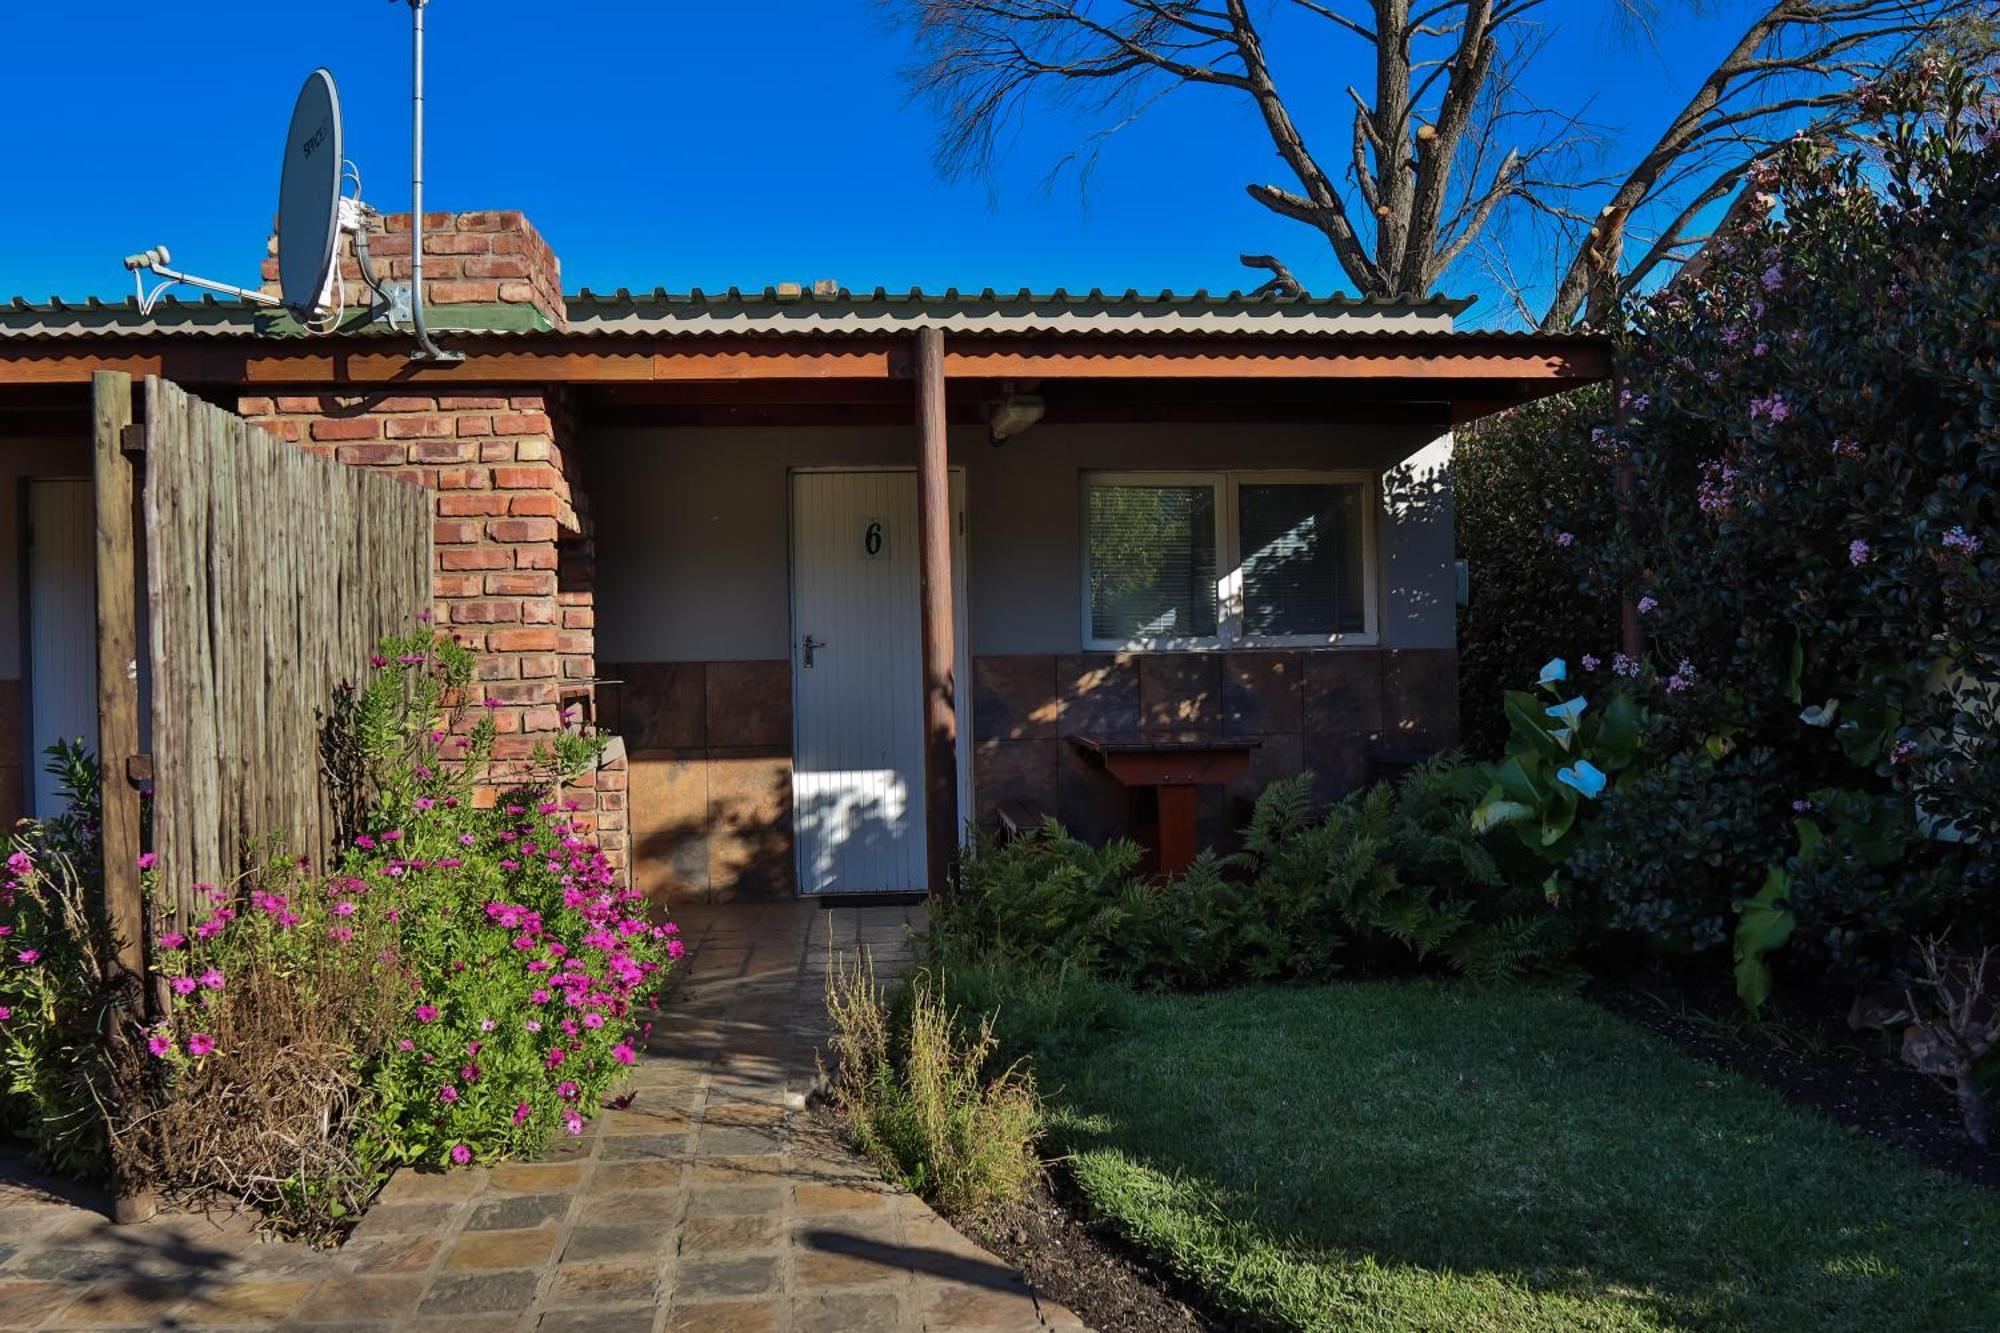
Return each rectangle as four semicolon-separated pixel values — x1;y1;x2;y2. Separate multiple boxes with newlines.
941;757;1573;991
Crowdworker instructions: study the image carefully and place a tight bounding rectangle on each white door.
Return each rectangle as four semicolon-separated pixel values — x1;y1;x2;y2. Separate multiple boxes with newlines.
25;479;98;817
791;470;969;894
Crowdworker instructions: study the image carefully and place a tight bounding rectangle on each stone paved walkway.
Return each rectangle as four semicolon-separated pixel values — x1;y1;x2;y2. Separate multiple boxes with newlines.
0;903;1086;1331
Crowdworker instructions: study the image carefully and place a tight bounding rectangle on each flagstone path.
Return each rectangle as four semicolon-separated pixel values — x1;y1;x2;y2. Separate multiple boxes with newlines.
0;902;1087;1331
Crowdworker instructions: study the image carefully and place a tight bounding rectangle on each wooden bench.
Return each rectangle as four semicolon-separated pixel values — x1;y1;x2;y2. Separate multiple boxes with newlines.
994;800;1049;841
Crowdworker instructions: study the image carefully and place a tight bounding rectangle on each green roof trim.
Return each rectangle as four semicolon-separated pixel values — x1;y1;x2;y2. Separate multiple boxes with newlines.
250;301;555;338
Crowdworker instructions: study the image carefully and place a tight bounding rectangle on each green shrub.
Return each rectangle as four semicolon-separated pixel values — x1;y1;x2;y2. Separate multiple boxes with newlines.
1454;386;1621;756
1566;748;1790;955
0;771;122;1180
940;758;1570;990
823;954;1041;1214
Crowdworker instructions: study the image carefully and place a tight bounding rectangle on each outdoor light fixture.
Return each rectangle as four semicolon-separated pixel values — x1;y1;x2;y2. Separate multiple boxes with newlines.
986;389;1046;444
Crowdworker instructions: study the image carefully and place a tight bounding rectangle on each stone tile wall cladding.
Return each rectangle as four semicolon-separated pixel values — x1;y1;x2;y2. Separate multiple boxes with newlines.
611;648;1458;905
602;661;796;905
236;211;629;881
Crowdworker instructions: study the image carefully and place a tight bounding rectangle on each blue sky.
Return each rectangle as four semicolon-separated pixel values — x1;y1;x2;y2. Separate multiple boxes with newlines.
0;2;1761;325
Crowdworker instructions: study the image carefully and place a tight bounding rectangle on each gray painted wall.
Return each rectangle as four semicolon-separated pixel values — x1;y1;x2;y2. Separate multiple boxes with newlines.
588;421;1458;662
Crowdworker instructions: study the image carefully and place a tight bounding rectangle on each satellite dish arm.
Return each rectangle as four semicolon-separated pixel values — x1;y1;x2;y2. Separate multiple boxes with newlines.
124;248;283;316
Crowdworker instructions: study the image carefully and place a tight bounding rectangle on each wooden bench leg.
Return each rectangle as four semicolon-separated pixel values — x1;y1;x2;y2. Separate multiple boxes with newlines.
1156;784;1198;876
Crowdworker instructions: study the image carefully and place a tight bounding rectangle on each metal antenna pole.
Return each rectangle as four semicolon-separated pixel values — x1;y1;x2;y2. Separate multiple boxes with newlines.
407;0;458;361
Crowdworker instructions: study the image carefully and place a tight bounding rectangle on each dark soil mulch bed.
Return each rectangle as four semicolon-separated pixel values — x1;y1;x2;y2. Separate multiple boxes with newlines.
1591;977;1998;1191
953;1169;1214;1333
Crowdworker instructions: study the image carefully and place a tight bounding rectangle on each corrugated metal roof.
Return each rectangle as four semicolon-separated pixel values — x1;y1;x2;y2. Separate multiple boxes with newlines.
563;286;1468;335
1;285;1477;340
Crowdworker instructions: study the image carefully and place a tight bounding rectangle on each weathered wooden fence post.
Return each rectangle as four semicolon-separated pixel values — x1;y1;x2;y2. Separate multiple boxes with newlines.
91;371;148;979
91;370;155;1224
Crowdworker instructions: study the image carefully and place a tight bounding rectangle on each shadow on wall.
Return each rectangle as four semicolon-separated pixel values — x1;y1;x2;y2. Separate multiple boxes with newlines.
632;762;926;904
631;758;796;908
1381;454;1454;643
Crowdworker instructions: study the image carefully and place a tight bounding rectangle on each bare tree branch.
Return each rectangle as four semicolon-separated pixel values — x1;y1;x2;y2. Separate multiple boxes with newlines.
1240;252;1307;295
883;0;1981;326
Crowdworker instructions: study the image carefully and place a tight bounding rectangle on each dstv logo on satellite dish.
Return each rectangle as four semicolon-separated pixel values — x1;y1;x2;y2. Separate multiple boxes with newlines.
117;1;466;363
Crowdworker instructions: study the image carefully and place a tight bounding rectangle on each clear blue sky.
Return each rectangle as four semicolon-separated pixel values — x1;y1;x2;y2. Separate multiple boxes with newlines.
0;2;1761;326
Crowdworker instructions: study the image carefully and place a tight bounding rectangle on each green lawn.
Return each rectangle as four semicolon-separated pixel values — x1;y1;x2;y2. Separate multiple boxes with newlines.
1016;982;2000;1332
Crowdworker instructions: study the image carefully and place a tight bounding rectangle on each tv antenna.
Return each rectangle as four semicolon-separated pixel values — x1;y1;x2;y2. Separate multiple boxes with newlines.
121;1;463;361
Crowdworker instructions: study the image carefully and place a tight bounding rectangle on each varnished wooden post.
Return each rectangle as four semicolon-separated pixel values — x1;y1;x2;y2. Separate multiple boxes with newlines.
92;371;155;1224
914;328;959;897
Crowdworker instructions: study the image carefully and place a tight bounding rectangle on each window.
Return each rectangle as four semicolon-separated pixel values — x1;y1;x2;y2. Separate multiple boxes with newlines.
1082;471;1375;650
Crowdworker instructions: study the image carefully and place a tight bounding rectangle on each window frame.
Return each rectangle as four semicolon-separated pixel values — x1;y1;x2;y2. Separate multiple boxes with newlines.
1079;468;1380;652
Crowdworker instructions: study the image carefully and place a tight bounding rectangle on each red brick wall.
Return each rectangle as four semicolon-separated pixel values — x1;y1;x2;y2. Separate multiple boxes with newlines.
237;211;624;876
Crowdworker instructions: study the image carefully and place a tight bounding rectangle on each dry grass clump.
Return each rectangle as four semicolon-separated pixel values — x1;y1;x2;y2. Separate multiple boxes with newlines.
823;952;1041;1214
117;935;405;1239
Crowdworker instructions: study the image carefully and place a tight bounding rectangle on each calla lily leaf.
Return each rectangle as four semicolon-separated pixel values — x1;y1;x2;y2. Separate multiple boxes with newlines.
1471;798;1533;833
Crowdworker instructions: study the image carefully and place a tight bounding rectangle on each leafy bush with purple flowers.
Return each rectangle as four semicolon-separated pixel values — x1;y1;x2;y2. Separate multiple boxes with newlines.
1534;60;2000;993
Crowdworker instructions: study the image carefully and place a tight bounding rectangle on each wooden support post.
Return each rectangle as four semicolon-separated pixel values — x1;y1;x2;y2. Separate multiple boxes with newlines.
91;371;155;1224
92;373;145;979
914;328;960;897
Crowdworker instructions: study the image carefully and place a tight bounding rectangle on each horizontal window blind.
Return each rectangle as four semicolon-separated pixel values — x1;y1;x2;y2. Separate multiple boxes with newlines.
1238;482;1366;637
1087;484;1218;642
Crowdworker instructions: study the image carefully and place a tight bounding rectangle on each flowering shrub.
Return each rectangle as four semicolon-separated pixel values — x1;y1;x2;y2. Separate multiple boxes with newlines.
149;632;681;1174
0;631;681;1235
1522;60;2000;993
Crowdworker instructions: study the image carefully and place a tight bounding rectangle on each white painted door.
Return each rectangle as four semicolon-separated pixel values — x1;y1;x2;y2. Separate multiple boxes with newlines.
25;479;98;817
791;470;969;894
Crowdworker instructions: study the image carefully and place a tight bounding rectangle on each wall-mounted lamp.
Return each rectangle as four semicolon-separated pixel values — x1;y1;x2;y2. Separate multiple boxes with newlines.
986;389;1046;445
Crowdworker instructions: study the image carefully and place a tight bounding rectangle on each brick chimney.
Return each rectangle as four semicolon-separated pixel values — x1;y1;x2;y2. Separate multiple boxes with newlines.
262;209;566;329
238;209;626;879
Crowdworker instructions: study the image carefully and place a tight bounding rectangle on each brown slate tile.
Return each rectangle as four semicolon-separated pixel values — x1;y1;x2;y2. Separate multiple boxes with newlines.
608;662;707;750
706;755;794;900
667;1300;781;1333
971;739;1060;830
971;655;1058;741
705;661;792;750
1303;649;1385;738
1055;653;1139;735
1382;648;1460;749
441;1228;560;1271
1139;652;1222;732
1223;650;1305;735
629;754;710;905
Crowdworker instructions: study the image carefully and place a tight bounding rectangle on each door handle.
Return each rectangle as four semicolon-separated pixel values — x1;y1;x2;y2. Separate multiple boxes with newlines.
802;634;825;668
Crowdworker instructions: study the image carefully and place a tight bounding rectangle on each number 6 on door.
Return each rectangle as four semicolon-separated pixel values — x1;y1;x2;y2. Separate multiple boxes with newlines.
862;518;886;558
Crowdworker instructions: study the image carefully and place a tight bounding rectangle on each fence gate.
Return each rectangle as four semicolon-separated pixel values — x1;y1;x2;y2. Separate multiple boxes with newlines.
93;372;434;929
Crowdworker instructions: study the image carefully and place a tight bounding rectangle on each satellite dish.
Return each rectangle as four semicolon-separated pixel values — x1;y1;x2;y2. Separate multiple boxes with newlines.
277;68;344;314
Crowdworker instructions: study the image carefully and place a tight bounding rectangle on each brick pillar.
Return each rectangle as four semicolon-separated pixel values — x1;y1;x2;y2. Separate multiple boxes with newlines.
239;212;626;881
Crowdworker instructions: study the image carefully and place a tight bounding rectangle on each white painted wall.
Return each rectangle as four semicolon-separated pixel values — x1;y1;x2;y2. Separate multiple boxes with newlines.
589;420;1458;661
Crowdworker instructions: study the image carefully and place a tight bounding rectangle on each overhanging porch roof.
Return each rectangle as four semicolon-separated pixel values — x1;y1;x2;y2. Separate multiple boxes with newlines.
0;328;1609;420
